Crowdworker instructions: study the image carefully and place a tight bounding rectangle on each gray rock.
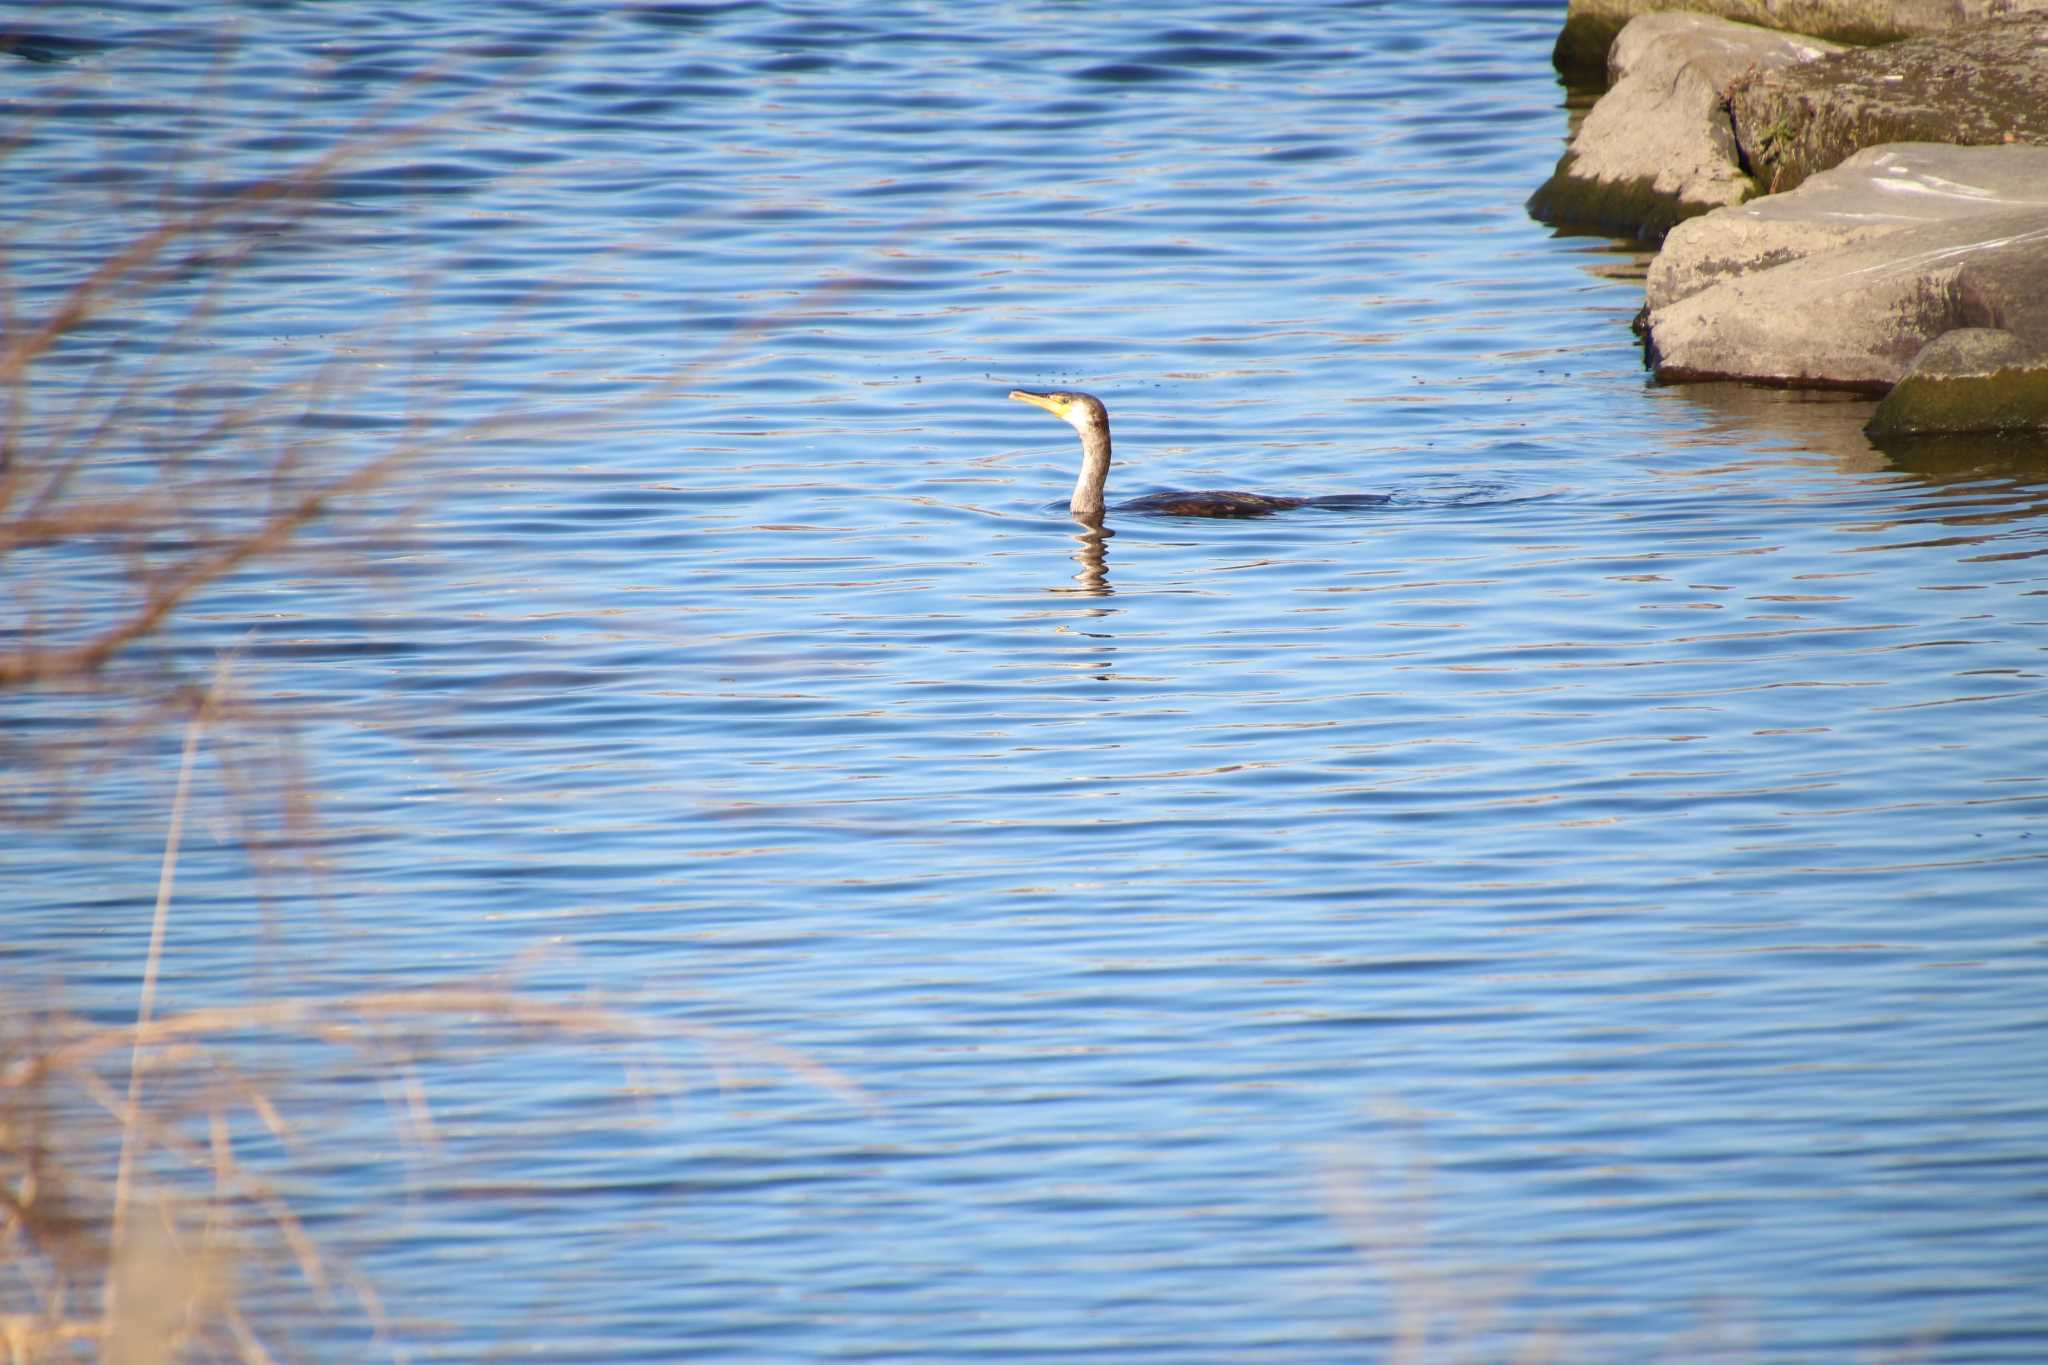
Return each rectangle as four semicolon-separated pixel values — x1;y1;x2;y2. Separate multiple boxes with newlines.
1644;205;2048;392
1528;14;1842;241
1647;143;2048;310
1729;12;2048;193
1867;330;2048;435
1553;0;2048;81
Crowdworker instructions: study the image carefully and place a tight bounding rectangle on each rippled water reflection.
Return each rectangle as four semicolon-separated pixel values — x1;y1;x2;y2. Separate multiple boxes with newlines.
6;1;2047;1360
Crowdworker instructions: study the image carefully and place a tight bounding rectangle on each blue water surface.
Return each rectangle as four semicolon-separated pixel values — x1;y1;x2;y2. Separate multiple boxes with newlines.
4;1;2046;1360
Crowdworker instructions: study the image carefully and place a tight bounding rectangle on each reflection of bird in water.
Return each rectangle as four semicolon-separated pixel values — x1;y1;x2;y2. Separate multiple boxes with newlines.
1009;388;1389;522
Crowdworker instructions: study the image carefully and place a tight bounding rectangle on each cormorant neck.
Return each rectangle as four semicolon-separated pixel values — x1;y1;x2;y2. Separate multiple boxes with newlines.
1070;423;1110;522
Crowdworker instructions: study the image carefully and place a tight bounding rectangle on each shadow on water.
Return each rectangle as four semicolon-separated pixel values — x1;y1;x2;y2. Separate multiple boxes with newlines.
1657;380;2048;511
1649;381;1889;471
1868;430;2048;490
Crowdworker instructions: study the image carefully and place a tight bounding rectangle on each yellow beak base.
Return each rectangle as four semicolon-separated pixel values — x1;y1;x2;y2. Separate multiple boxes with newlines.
1009;389;1065;418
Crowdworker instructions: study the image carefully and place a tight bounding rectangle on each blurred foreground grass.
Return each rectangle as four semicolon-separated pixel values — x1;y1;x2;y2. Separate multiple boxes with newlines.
0;45;865;1359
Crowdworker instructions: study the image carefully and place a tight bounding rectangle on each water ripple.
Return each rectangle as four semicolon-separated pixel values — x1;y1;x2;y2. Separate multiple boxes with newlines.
6;1;2048;1362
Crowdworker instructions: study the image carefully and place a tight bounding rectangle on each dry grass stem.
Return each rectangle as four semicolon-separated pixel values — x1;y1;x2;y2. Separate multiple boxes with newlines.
4;977;867;1364
1320;1141;1564;1365
3;28;888;1363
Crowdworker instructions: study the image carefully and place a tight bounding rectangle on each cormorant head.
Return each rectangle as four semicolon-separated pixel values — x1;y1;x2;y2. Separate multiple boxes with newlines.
1009;389;1109;438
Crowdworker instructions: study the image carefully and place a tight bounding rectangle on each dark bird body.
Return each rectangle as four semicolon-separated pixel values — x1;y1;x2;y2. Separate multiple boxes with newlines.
1008;389;1386;521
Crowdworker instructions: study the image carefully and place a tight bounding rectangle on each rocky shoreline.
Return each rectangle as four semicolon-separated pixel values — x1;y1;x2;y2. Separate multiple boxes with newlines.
1532;0;2048;436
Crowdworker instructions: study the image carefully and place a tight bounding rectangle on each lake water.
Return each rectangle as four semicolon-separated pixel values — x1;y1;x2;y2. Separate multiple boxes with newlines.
5;1;2047;1360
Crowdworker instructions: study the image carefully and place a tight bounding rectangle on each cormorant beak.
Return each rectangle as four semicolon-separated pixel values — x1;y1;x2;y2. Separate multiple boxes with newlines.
1009;389;1065;418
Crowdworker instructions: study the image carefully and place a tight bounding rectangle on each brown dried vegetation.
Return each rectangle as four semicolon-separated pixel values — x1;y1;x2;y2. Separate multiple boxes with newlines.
1;64;858;1361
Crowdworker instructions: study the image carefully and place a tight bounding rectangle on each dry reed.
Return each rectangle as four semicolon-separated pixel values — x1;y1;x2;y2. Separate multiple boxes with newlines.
1;678;861;1360
2;35;868;1360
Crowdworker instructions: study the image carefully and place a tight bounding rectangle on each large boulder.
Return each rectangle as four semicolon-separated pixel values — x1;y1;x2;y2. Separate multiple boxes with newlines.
1868;329;2048;436
1646;143;2048;310
1728;11;2048;193
1528;14;1842;241
1552;0;2048;81
1644;200;2048;402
